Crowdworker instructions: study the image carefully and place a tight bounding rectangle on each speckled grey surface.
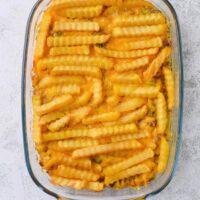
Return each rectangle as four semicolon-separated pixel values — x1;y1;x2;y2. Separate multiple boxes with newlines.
0;0;199;199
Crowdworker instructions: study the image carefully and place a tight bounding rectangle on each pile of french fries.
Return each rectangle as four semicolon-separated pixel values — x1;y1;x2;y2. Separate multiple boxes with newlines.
32;0;174;192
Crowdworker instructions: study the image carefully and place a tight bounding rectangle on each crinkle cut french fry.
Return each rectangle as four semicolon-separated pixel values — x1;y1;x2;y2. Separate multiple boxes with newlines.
38;75;85;89
156;93;167;134
64;91;92;111
47;35;110;47
163;67;175;110
122;0;154;9
60;5;103;19
104;164;150;185
90;79;103;107
34;15;52;58
44;85;80;97
49;46;90;56
32;96;42;144
91;123;138;138
119;105;148;123
50;0;120;9
122;37;163;50
53;21;100;31
48;138;99;151
70;106;91;125
157;137;169;173
37;55;113;70
36;95;73;115
111;72;142;84
106;96;120;107
50;165;100;181
83;112;120;124
109;131;150;143
100;156;125;167
94;46;159;58
113;13;165;26
115;98;146;112
51;176;86;190
72;140;142;158
143;47;171;81
48;115;70;132
44;151;91;170
51;66;102;79
103;148;154;176
39;111;65;125
112;25;167;37
115;56;150;72
114;85;159;98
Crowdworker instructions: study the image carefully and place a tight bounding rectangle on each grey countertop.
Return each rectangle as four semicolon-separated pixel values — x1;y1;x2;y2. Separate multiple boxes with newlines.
0;0;199;199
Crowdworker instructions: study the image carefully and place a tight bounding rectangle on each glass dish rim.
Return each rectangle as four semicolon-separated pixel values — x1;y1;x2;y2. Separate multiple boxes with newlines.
21;0;184;199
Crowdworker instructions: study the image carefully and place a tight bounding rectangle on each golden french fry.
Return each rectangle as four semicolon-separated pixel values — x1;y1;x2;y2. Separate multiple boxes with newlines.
34;15;52;58
113;13;165;26
47;35;110;47
114;85;159;98
70;106;91;125
114;177;135;189
143;47;171;81
44;85;80;97
51;66;102;79
104;164;150;185
122;37;163;50
36;95;73;115
38;75;85;89
115;56;150;72
51;176;86;190
39;111;65;125
156;93;167;134
72;140;142;158
106;96;120;107
50;0;120;9
43;123;138;141
51;165;100;181
53;21;100;31
119;105;148;123
94;46;159;58
157;137;169;173
49;46;90;56
90;79;103;107
48;138;99;151
37;55;113;70
163;67;175;110
103;148;154;176
48;115;70;131
83;112;120;124
109;131;150;143
115;98;146;112
59;5;103;19
112;24;167;37
111;72;142;84
32;96;42;144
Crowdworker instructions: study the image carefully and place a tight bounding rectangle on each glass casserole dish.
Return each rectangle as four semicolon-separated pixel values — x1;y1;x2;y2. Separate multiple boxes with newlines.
21;0;184;199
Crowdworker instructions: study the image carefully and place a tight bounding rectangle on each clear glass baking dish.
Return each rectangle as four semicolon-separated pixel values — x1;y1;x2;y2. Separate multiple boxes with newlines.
21;0;184;199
